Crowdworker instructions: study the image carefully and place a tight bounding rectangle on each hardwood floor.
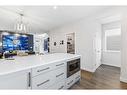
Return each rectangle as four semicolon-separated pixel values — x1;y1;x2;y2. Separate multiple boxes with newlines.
70;64;127;89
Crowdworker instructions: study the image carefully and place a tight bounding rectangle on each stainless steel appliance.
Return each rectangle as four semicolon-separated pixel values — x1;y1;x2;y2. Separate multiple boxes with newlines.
67;58;80;78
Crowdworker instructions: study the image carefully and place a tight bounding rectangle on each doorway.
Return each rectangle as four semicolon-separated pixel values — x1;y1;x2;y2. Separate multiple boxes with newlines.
102;21;121;68
93;31;102;71
93;21;121;72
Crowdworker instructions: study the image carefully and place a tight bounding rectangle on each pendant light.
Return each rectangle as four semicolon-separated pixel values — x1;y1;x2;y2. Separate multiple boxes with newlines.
15;13;27;33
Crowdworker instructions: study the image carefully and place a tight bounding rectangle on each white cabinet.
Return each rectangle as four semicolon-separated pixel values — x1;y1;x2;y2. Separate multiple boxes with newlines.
32;61;67;90
32;63;55;77
55;80;66;90
55;62;65;68
54;66;66;82
0;58;80;89
32;61;65;77
66;71;80;89
0;69;31;89
50;80;66;90
74;71;81;83
32;71;55;89
66;75;75;88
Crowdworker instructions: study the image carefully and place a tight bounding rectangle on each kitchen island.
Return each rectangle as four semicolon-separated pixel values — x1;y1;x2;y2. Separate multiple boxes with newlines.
0;53;81;89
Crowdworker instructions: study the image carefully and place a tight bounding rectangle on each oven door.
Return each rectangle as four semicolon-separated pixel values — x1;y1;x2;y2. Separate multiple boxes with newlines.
67;58;80;78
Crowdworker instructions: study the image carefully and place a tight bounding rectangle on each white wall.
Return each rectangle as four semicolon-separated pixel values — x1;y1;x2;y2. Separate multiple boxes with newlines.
102;21;121;67
102;52;121;67
120;10;127;82
49;7;125;72
49;17;101;72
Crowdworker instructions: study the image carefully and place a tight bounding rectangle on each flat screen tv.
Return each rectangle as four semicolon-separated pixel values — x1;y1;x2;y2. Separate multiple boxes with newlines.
2;34;29;51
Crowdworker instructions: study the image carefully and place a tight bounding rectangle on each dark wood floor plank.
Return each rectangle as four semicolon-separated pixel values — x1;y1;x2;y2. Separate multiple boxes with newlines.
70;64;127;89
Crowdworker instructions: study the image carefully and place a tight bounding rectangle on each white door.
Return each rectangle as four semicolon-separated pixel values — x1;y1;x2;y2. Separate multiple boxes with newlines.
0;69;31;89
93;32;102;70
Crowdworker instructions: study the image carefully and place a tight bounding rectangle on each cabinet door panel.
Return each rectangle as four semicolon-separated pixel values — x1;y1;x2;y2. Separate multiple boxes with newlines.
0;70;31;89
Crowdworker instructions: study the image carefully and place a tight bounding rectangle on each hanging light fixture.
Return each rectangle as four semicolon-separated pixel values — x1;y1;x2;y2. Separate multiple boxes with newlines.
15;13;27;33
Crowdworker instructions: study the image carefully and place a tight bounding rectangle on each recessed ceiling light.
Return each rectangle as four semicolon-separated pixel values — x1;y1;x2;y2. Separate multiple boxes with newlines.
53;6;57;10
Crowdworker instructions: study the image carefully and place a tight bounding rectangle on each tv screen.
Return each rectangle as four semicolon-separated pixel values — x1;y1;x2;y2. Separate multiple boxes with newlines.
2;34;29;51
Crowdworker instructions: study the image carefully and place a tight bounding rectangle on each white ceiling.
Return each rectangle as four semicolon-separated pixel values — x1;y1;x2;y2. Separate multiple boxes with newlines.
0;6;114;33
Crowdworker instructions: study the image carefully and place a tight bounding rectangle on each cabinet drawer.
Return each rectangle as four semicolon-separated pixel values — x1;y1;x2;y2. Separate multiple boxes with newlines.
74;71;81;82
66;75;75;88
56;80;66;90
50;80;66;90
55;66;66;82
32;71;55;89
55;61;66;68
32;64;55;77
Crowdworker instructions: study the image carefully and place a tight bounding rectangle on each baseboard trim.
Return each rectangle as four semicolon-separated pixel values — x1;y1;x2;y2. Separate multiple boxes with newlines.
120;77;127;83
102;62;121;68
81;68;95;73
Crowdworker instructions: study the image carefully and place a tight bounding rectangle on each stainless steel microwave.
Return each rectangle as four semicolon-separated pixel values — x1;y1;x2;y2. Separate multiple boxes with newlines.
67;58;80;78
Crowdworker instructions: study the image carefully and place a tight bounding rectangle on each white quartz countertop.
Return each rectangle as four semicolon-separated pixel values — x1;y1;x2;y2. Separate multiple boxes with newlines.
0;53;81;76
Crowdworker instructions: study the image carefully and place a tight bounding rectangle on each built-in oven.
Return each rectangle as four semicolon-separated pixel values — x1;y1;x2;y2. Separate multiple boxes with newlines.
67;58;80;78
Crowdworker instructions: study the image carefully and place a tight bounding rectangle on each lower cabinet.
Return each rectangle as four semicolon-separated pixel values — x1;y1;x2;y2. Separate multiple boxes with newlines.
66;71;80;89
31;62;67;89
50;80;66;90
54;66;66;82
66;75;75;88
0;62;80;89
32;65;67;89
0;69;31;89
74;71;81;83
32;71;55;89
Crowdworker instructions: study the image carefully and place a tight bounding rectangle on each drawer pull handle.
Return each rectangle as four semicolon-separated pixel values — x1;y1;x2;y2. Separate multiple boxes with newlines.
28;72;31;87
67;80;73;85
58;85;64;90
37;79;50;87
56;73;64;77
37;67;50;72
56;63;64;67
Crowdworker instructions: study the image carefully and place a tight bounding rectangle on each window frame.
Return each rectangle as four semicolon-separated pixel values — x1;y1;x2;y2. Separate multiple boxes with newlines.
104;28;121;52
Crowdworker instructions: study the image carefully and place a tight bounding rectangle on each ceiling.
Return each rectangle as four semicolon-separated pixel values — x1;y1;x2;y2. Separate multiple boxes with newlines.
0;6;114;33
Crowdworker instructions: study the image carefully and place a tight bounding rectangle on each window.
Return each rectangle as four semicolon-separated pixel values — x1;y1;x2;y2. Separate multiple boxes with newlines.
105;28;121;52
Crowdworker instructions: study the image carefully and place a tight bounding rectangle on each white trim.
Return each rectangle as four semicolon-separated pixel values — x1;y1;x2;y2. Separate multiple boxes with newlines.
120;77;127;83
102;62;121;68
81;68;95;73
103;27;121;52
103;50;121;53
